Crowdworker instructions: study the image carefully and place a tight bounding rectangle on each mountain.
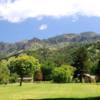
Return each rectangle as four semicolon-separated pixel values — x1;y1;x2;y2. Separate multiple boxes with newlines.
0;32;100;59
46;32;100;43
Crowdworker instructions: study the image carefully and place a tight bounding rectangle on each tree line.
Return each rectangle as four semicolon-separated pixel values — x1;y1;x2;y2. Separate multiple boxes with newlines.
0;41;100;86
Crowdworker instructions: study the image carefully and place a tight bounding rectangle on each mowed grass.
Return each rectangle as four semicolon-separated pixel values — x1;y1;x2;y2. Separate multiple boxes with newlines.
0;83;100;100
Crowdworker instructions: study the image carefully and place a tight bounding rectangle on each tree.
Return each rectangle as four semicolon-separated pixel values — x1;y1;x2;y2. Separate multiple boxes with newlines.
8;54;40;86
0;60;10;84
41;61;55;81
95;60;100;82
72;46;91;82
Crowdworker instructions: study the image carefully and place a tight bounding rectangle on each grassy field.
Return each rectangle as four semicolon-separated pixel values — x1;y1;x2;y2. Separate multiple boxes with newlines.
0;83;100;100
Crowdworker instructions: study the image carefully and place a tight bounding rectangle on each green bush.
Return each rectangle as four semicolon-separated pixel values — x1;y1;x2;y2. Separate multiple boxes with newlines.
52;65;75;83
0;60;10;84
41;61;55;81
52;67;67;83
9;73;18;83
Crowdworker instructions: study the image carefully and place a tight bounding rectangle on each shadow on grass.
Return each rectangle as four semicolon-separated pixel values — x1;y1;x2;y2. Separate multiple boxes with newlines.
23;97;100;100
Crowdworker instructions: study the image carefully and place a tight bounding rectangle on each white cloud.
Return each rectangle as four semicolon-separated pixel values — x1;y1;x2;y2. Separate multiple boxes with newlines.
36;16;43;21
39;24;48;31
0;0;100;22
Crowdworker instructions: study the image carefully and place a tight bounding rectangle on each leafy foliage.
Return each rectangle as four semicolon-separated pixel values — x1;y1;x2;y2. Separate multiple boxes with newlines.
0;60;10;84
41;61;55;81
52;65;75;83
8;54;39;86
0;34;99;84
72;46;92;82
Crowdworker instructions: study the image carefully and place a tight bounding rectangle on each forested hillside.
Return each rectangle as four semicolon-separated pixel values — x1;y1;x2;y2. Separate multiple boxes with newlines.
0;32;100;85
0;32;100;59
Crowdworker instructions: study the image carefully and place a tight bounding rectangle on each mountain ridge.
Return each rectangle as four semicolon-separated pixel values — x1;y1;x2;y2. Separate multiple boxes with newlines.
0;31;100;59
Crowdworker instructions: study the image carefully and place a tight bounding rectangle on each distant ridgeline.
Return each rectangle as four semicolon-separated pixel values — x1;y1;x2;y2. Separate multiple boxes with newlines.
0;31;100;59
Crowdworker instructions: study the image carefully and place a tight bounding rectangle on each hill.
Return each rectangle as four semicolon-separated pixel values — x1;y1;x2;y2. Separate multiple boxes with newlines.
0;32;100;59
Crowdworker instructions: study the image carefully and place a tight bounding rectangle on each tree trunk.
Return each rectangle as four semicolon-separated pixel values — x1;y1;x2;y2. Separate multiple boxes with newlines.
79;73;84;83
20;77;23;86
79;76;83;83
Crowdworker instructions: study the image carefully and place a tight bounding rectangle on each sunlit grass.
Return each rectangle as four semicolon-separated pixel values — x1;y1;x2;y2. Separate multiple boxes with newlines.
0;83;100;100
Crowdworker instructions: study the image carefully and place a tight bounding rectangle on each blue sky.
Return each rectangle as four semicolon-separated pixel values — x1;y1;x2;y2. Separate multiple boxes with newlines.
0;0;100;42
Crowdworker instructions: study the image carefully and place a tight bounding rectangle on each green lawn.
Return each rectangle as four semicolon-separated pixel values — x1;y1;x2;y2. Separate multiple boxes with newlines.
0;83;100;100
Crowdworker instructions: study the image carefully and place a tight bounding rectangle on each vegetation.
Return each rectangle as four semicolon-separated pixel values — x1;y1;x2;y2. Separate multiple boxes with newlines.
0;32;100;59
41;61;55;81
52;65;74;83
0;83;100;100
0;33;100;85
72;46;92;82
0;32;100;99
0;40;100;84
0;60;10;84
8;54;40;86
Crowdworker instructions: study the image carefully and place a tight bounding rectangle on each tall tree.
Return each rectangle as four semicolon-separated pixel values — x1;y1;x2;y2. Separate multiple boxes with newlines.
72;46;91;82
95;60;100;82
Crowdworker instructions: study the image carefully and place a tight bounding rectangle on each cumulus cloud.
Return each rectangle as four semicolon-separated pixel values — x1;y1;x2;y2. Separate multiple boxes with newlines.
0;0;100;22
39;24;48;31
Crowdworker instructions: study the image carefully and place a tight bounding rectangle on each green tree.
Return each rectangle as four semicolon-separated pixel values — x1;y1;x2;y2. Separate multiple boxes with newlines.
95;60;100;82
0;60;10;84
41;61;55;81
72;46;91;82
8;54;40;86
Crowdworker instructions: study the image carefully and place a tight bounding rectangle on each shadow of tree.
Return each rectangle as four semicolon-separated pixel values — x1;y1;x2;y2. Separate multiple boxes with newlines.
23;97;100;100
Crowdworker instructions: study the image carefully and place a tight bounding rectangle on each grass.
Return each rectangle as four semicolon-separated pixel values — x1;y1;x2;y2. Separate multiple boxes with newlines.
0;83;100;100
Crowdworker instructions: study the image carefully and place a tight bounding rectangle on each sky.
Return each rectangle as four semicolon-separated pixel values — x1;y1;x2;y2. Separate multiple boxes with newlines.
0;0;100;42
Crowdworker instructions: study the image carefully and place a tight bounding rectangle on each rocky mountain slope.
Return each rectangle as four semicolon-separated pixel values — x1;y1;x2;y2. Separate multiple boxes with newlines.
0;32;100;59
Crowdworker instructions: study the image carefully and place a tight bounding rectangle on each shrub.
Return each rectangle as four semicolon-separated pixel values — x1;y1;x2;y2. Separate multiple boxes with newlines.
0;60;10;84
9;73;18;83
41;61;55;81
52;67;67;83
52;65;75;83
